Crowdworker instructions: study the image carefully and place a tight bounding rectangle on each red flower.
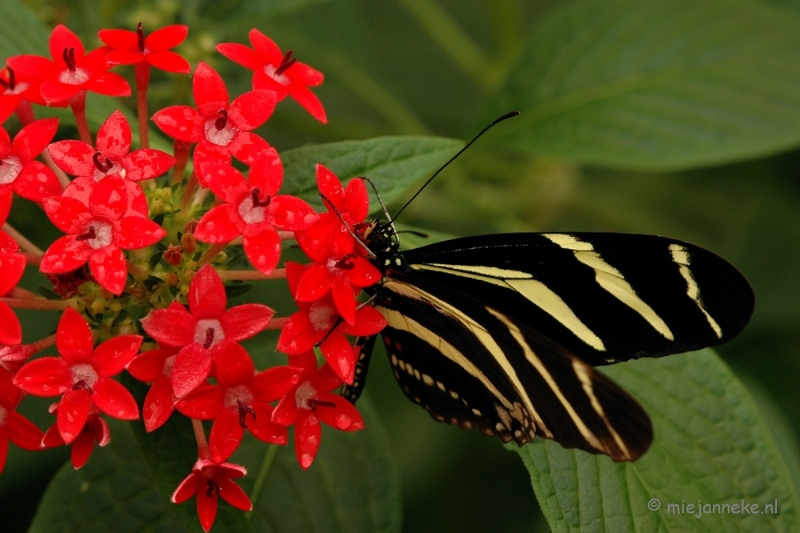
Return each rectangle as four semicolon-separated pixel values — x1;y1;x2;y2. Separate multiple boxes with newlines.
99;24;191;73
0;66;48;123
194;152;319;275
277;262;386;383
217;29;326;123
0;118;61;203
7;25;131;103
126;341;179;432
13;308;141;444
0;368;45;473
175;342;300;462
272;351;364;469
48;110;175;183
172;457;251;533
153;62;276;167
42;406;110;469
40;176;165;295
0;303;22;347
313;163;369;225
0;342;33;374
140;264;275;398
0;229;26;297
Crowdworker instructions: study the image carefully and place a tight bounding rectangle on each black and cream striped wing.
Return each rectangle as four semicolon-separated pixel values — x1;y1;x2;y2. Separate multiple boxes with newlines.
375;275;653;461
402;232;754;367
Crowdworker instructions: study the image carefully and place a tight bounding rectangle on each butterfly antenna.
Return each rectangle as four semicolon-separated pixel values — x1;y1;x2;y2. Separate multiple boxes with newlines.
390;110;520;223
319;192;377;259
363;177;400;242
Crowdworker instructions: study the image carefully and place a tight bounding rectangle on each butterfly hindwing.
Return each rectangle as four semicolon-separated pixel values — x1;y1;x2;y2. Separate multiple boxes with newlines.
376;276;653;461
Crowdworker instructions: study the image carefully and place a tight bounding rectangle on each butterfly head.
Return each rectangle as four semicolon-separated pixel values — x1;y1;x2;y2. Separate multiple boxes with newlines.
357;219;406;272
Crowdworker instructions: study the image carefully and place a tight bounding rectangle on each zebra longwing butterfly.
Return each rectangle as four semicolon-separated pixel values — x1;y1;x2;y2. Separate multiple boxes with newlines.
342;222;754;462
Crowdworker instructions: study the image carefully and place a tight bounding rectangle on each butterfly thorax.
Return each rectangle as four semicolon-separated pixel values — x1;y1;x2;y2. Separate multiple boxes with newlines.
357;220;407;274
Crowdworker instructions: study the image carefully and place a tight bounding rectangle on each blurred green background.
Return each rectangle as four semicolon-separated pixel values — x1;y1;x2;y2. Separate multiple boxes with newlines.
2;0;800;532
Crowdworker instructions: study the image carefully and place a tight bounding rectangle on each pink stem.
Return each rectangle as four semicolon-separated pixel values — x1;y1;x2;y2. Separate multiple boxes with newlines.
0;297;73;311
40;149;70;189
69;91;91;145
216;268;286;281
14;100;35;125
171;140;191;185
135;62;151;149
265;316;290;331
191;419;211;461
2;223;43;255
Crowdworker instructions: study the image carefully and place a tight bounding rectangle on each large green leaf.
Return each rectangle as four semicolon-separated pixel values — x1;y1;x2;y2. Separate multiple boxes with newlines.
280;136;464;212
28;397;400;533
492;0;800;171
514;350;800;532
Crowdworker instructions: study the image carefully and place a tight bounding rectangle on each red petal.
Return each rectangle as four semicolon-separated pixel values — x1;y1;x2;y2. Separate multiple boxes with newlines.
14;118;59;162
287;61;324;86
172;471;201;504
104;49;142;65
70;429;96;469
290;85;327;123
115;216;166;249
142;376;175;432
0;186;10;224
246;147;283;196
92;377;139;420
242;228;282;275
197;483;219;532
0;434;6;473
295;264;332;302
57;388;91;444
320;332;356;384
342;256;382;288
197;162;248;203
6;55;57;80
43;195;91;234
141;307;195;347
313;392;365;431
88;246;128;295
284;261;307;296
146;25;188;50
250;366;301;402
228;131;272;167
175;384;223;420
56;307;94;364
310;361;344;393
248;403;288;445
147;51;191;74
214;342;253;387
195;204;243;244
89;175;128;221
127;349;167;383
345;178;369;222
96;110;131;160
92;335;142;377
189;264;227;318
40;81;81;104
193;62;229;117
0;253;25;296
269;195;319;231
13;356;70;395
0;302;22;346
98;29;138;50
215;474;252;511
7;411;45;450
50;25;85;65
248;30;283;64
276;312;317;355
122;149;175;181
271;395;297;426
153;105;204;142
221;304;274;343
209;409;243;463
216;42;262;71
84;72;132;97
294;410;321;469
316;164;345;212
339;305;387;336
40;235;90;273
12;161;62;202
171;345;213;398
331;276;357;326
228;90;276;131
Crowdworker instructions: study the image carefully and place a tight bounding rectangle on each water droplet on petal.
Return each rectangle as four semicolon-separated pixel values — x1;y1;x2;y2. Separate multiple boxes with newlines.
335;413;351;429
300;453;314;469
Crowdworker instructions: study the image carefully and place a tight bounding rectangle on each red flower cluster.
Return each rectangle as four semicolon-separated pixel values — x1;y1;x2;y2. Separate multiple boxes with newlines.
0;22;384;533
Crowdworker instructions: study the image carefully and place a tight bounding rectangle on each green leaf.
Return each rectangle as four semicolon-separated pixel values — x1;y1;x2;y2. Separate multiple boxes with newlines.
29;392;400;533
280;136;464;212
514;350;800;533
493;0;800;171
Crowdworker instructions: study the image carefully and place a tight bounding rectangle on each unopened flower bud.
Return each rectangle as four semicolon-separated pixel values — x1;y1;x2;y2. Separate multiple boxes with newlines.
150;199;165;215
165;272;179;286
108;300;122;313
164;244;183;266
184;219;198;235
180;232;196;254
179;283;190;296
90;298;106;315
158;187;172;203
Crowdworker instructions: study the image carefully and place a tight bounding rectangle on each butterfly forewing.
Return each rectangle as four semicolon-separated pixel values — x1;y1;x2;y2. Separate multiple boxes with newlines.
402;232;754;366
376;276;653;461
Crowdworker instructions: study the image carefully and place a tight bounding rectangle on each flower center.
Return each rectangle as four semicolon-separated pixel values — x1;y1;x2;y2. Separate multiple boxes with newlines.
71;363;98;393
204;111;236;147
58;47;90;85
263;50;296;85
0;68;28;95
0;156;23;185
194;318;225;350
224;385;254;411
295;381;317;410
334;254;356;270
163;354;176;378
75;220;113;250
308;299;337;334
91;152;124;181
237;188;271;225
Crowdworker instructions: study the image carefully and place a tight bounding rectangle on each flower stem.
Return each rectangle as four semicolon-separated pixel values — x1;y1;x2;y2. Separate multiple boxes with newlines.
178;171;199;216
265;316;289;330
69;91;92;145
171;140;191;185
135;63;151;149
0;297;74;311
216;268;286;281
14;100;35;126
247;444;279;519
27;333;57;354
2;223;43;255
191;419;211;461
9;287;37;299
197;242;229;266
40;148;70;189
